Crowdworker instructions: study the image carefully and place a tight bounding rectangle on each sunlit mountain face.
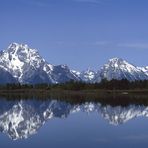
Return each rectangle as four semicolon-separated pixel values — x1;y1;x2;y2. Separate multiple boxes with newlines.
0;43;80;84
0;99;147;140
0;43;148;84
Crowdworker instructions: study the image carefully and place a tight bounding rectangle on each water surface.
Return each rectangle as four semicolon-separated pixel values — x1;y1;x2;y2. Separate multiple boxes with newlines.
0;98;148;148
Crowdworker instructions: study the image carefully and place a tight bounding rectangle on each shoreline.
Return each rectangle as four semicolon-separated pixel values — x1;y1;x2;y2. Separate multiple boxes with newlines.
0;89;148;106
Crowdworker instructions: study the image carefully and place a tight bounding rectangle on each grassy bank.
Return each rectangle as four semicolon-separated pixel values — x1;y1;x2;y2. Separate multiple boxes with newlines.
0;88;148;106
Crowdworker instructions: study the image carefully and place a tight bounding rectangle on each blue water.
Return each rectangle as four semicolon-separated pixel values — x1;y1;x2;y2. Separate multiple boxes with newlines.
0;99;148;148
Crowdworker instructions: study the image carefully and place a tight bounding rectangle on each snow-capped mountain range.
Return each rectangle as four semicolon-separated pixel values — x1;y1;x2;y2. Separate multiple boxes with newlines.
99;58;148;81
0;99;148;140
0;43;80;84
0;42;147;84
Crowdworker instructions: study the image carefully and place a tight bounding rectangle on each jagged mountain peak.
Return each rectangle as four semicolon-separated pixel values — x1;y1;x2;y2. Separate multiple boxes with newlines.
0;43;148;84
102;57;134;74
108;57;124;62
84;67;95;73
0;43;49;83
81;69;96;82
3;42;43;62
72;68;97;83
99;57;148;81
107;57;132;67
6;42;38;56
105;57;138;71
138;66;148;76
8;42;28;49
0;43;80;84
71;57;148;83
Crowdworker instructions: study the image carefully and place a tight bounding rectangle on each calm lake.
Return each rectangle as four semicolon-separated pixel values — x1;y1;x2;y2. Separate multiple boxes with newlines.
0;98;148;148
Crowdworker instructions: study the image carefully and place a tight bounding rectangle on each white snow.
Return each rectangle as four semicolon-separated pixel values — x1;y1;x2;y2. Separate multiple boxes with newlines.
0;43;148;84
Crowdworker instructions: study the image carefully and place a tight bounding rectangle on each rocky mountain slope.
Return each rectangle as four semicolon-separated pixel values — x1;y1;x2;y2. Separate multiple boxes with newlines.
98;58;148;82
0;43;147;84
0;43;79;84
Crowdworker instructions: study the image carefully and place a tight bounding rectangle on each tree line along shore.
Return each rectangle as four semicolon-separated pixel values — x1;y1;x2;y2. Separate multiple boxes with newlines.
0;79;148;91
0;79;147;106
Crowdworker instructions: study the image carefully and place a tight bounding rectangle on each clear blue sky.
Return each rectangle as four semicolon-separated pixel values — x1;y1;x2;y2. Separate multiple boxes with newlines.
0;0;148;70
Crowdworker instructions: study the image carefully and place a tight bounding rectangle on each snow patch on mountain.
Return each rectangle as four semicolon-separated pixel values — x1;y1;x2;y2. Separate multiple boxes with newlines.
0;43;148;84
72;69;96;83
138;66;148;76
99;58;148;81
0;43;79;84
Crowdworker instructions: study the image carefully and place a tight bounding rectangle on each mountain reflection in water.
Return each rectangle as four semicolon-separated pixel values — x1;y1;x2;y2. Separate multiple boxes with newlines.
0;99;148;140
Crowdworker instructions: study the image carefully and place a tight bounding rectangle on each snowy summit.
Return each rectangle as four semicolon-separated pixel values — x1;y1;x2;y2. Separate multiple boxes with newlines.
0;43;147;84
